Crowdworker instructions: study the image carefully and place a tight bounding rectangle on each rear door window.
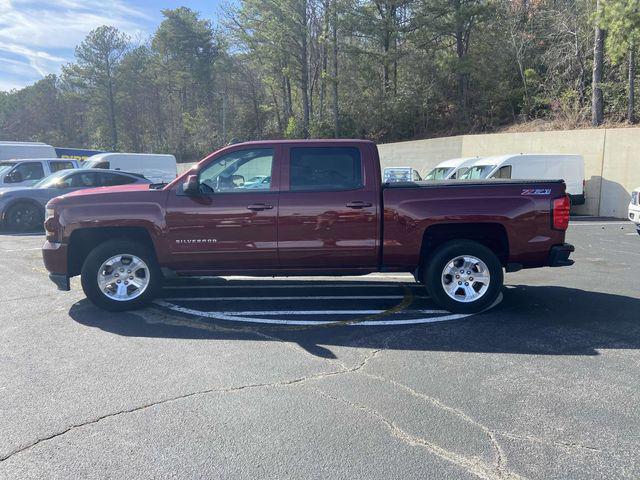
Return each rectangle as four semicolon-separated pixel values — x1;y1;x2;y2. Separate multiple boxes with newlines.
99;173;137;186
289;147;362;191
66;172;100;187
49;161;75;173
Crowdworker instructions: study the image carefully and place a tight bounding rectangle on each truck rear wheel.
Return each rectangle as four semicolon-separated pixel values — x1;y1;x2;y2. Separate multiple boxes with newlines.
81;239;161;311
423;240;503;314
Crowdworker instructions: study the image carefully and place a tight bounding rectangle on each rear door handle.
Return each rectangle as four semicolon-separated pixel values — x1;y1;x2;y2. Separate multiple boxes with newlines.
346;201;372;209
247;203;273;211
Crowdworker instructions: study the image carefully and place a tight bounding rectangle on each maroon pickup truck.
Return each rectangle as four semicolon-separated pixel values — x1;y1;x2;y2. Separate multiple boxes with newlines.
42;140;574;313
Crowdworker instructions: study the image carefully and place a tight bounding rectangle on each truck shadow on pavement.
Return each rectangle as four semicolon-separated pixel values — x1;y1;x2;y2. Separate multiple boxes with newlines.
67;282;640;359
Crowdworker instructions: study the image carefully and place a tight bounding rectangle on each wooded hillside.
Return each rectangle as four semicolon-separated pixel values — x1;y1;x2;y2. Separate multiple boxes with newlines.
0;1;638;161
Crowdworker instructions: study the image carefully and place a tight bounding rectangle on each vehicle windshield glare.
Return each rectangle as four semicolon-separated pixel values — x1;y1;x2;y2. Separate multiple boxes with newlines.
0;162;16;176
424;167;453;180
33;170;70;188
459;165;496;179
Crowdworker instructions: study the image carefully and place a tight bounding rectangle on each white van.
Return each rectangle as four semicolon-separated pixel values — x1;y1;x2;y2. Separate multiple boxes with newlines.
424;157;481;180
0;158;80;187
460;154;585;204
84;153;177;184
0;141;57;160
629;188;640;234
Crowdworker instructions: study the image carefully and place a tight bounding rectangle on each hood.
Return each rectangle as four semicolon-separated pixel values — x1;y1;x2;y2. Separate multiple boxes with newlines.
0;186;35;196
47;183;157;209
62;183;152;198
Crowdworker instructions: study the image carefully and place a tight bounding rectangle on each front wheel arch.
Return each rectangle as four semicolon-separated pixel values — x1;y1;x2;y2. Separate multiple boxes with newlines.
68;226;157;277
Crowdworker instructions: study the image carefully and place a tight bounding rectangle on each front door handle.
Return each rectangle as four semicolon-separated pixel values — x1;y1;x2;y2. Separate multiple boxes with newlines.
247;203;274;211
346;201;372;209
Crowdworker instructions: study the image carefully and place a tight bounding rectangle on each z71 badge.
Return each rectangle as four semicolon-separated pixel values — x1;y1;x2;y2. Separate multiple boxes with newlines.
521;188;551;196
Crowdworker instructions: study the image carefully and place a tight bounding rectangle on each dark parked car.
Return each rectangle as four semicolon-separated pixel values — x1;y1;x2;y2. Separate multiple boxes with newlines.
0;169;150;232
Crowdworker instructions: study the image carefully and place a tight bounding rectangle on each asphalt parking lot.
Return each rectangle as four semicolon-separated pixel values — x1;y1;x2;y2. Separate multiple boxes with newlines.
1;219;639;480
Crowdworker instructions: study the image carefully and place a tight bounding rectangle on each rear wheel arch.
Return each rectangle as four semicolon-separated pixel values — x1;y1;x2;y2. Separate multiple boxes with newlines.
417;222;510;280
67;226;157;277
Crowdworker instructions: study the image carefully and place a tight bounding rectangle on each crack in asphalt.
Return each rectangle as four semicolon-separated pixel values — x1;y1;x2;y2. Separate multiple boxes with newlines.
0;340;384;464
314;388;525;480
495;431;603;453
0;313;601;476
360;371;508;476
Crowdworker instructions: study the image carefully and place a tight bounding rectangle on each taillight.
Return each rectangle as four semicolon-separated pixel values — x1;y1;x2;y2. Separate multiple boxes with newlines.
552;195;570;231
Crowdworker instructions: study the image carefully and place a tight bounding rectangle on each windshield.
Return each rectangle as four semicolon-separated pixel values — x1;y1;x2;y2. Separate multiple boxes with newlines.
0;162;16;176
459;165;496;179
33;170;70;188
454;167;469;179
83;159;109;169
424;167;453;180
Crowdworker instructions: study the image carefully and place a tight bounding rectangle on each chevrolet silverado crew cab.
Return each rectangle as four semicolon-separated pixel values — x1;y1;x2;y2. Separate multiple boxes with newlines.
42;140;574;313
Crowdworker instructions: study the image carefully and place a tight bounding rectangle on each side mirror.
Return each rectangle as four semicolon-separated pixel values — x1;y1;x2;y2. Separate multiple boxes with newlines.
182;174;199;195
5;171;23;184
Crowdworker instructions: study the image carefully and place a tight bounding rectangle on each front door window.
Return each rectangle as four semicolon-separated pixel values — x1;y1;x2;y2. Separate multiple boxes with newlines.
198;149;274;194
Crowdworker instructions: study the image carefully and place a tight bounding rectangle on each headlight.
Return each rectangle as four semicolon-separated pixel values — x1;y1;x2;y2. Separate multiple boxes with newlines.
45;207;55;221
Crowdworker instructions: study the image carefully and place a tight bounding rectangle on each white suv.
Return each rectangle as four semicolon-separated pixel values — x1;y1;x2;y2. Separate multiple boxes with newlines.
0;158;80;187
629;188;640;234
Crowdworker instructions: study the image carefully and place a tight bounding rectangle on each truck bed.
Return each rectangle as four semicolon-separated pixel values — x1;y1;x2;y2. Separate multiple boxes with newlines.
381;178;567;270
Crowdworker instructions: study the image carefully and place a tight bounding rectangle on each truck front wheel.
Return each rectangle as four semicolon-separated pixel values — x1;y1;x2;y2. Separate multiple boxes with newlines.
81;239;161;311
423;240;503;314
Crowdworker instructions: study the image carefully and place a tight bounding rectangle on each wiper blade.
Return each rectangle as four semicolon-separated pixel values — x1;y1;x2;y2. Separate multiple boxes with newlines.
149;182;167;190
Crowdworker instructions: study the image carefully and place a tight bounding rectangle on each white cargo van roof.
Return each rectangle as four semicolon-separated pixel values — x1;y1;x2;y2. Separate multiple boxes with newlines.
468;153;581;167
436;157;480;168
86;152;175;161
0;142;57;160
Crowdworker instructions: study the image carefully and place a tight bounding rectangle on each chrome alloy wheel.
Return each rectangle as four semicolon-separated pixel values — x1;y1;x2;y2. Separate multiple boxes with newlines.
441;255;491;303
97;254;150;302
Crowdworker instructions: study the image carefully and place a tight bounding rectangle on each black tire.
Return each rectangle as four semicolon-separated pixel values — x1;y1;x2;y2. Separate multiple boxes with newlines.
81;239;162;311
423;240;503;314
4;202;44;232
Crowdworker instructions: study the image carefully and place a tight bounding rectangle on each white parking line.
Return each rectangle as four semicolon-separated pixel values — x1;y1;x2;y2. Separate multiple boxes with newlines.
202;274;415;281
570;221;633;226
154;300;468;326
0;247;42;252
161;295;428;301
208;309;448;315
163;283;417;290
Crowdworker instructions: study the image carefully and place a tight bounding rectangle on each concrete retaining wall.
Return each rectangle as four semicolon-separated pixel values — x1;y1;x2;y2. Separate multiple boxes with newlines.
177;127;638;218
379;127;640;218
